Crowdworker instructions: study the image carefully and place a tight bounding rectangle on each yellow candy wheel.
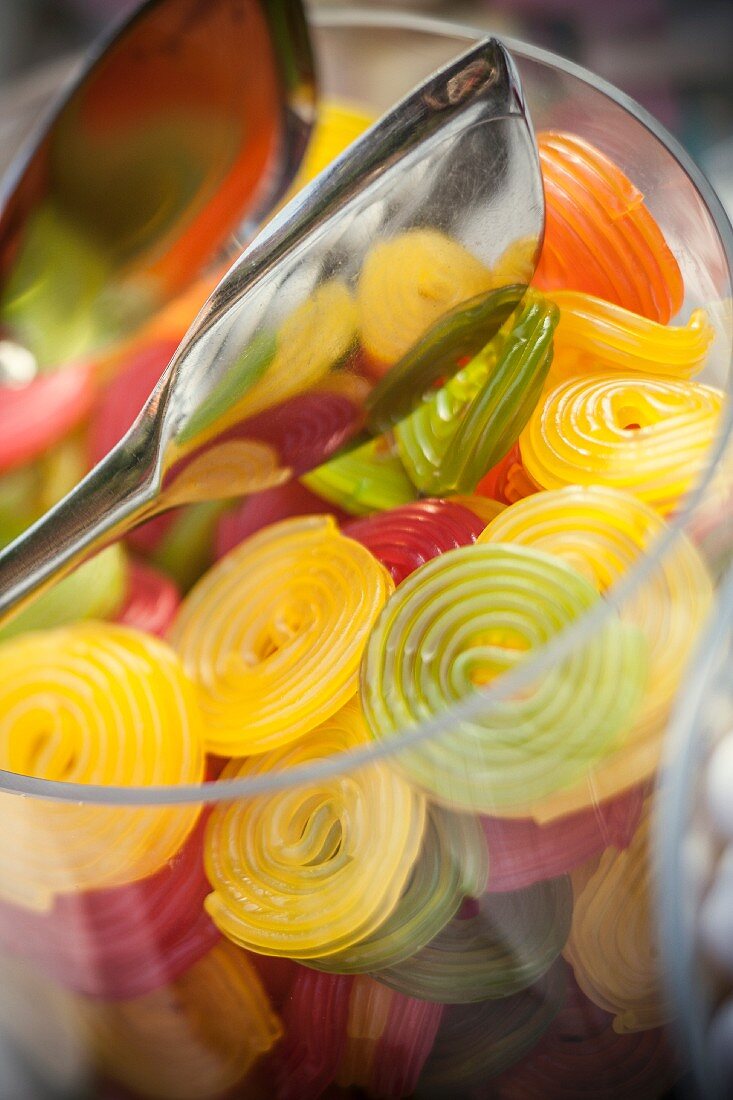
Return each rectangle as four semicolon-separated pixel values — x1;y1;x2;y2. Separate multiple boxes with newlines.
547;291;714;383
563;806;669;1033
356;228;495;370
519;373;725;514
170;515;394;755
0;623;205;910
82;939;281;1100
204;699;425;959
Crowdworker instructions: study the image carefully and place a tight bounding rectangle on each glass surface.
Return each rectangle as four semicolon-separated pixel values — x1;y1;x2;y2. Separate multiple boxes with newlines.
0;10;730;1099
658;564;733;1099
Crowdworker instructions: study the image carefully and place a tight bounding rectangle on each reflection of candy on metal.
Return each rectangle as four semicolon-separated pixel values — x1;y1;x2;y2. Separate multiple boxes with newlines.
356;229;496;371
215;481;347;559
343;498;487;584
204;700;425;959
224;280;359;425
170;515;393;756
547;290;714;382
374;876;572;1003
0;813;218;999
233;387;364;476
0;622;205;909
302;435;417;516
563;804;671;1032
80;938;281;1100
519;373;725;516
361;542;647;814
534;133;684;324
365;284;525;433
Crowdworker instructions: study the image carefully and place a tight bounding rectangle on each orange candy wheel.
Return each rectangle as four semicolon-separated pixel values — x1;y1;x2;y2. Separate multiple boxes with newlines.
534;133;684;323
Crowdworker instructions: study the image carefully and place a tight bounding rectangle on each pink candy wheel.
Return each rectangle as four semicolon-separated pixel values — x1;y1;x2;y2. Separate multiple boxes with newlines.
116;560;180;637
0;362;96;474
482;787;646;892
216;480;346;558
0;814;218;1000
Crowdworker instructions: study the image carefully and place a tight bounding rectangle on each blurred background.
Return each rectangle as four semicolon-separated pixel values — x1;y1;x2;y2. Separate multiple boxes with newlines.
0;0;732;214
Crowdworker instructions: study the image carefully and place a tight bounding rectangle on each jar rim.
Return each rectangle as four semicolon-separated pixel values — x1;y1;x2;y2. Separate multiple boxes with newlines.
1;8;731;806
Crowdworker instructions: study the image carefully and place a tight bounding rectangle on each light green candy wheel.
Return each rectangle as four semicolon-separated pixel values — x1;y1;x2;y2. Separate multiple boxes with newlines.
360;542;647;814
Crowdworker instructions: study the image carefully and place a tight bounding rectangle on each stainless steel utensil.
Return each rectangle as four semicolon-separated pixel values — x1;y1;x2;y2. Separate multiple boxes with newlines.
0;0;315;380
0;36;544;625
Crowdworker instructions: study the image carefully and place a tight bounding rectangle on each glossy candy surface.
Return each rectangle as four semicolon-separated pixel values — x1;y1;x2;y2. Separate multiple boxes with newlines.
361;542;647;813
0;623;204;908
479;487;713;813
534;133;684;323
394;291;558;494
170;516;393;756
204;700;425;959
343;498;487;584
0;82;723;1100
548;291;714;382
519;373;725;515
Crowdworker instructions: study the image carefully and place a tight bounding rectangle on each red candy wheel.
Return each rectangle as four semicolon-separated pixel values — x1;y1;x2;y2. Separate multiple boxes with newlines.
343;499;487;585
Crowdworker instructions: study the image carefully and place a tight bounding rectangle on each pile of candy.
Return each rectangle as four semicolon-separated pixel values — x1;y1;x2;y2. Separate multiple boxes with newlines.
0;96;727;1100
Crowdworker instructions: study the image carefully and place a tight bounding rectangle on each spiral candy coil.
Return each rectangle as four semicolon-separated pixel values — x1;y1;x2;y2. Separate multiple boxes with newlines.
361;542;647;814
519;373;725;515
548;291;714;382
563;805;670;1032
0;623;205;909
480;487;713;816
81;939;281;1100
394;292;558;495
170;516;393;755
375;876;572;1003
307;805;488;975
534;132;684;324
343;498;488;585
204;700;426;959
